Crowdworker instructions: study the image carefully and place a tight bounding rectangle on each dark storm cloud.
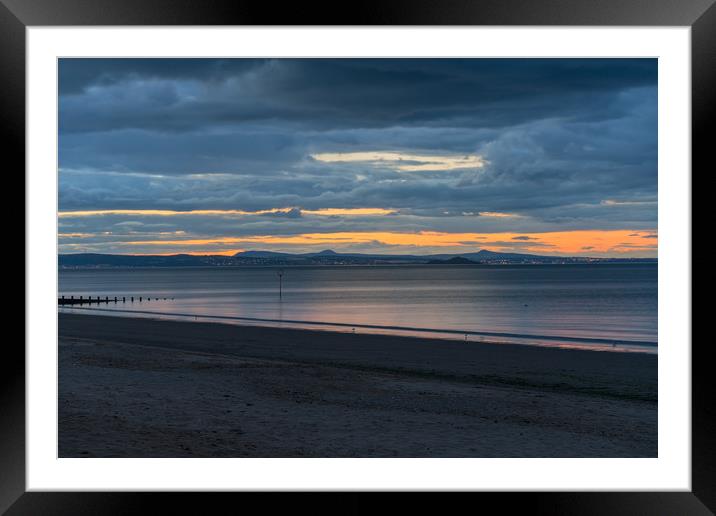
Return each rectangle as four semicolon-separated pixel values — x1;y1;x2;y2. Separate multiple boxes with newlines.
58;58;658;255
58;58;262;95
59;58;656;134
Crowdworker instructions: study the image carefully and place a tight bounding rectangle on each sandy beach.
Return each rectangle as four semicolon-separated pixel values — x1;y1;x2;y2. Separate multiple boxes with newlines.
58;313;657;457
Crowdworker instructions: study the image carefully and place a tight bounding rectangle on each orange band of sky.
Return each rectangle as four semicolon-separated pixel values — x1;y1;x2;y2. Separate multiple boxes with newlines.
105;229;657;255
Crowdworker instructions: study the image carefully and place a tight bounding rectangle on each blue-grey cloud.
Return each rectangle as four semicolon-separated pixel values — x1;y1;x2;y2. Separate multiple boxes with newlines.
58;58;658;255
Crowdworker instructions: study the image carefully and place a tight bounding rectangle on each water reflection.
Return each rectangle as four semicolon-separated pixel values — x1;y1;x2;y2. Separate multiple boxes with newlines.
58;264;657;352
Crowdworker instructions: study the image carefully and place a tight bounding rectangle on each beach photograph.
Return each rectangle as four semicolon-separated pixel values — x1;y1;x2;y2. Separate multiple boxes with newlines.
58;58;658;458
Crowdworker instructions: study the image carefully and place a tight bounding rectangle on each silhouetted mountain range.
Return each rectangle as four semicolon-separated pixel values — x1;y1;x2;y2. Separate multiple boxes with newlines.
59;250;657;268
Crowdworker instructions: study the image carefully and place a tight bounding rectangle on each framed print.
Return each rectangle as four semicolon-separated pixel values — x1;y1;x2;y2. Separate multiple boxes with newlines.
6;0;710;513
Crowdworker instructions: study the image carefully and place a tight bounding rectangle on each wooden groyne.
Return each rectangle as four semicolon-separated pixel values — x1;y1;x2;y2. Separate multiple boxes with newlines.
58;295;172;306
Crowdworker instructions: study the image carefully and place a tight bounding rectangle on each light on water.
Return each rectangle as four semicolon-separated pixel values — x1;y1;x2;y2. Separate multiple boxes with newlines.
59;264;657;352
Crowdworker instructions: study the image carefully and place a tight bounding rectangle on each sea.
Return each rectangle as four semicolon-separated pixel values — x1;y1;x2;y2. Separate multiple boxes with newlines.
58;263;658;353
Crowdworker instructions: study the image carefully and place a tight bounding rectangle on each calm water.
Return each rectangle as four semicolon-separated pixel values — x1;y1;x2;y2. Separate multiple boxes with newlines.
58;264;657;352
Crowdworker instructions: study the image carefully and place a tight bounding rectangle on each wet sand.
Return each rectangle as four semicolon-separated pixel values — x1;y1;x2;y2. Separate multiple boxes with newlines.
58;313;657;457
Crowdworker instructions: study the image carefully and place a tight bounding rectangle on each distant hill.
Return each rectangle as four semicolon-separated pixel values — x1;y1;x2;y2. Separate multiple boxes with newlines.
58;253;239;267
461;249;569;262
235;249;409;260
59;250;657;268
427;256;480;265
233;250;295;258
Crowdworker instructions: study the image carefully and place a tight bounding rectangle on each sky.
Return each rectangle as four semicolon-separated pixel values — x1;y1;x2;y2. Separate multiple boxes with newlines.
58;58;658;257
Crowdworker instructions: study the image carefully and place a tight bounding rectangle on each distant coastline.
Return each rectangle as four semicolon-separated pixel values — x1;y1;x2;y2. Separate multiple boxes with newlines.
59;250;658;268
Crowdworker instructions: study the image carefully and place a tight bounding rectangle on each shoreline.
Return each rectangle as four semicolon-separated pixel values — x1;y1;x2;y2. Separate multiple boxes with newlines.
59;312;657;457
58;305;657;353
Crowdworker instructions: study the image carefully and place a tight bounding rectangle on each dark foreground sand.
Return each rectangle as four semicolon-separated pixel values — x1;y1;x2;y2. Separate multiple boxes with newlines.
59;313;657;457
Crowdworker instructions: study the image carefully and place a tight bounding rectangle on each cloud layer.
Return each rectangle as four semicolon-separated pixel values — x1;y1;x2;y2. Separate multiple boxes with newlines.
58;58;657;256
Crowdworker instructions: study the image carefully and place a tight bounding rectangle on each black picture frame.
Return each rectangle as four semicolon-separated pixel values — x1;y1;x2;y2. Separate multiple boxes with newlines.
5;0;709;513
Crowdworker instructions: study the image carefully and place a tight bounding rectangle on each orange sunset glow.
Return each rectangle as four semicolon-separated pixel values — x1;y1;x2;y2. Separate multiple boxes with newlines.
109;229;656;256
